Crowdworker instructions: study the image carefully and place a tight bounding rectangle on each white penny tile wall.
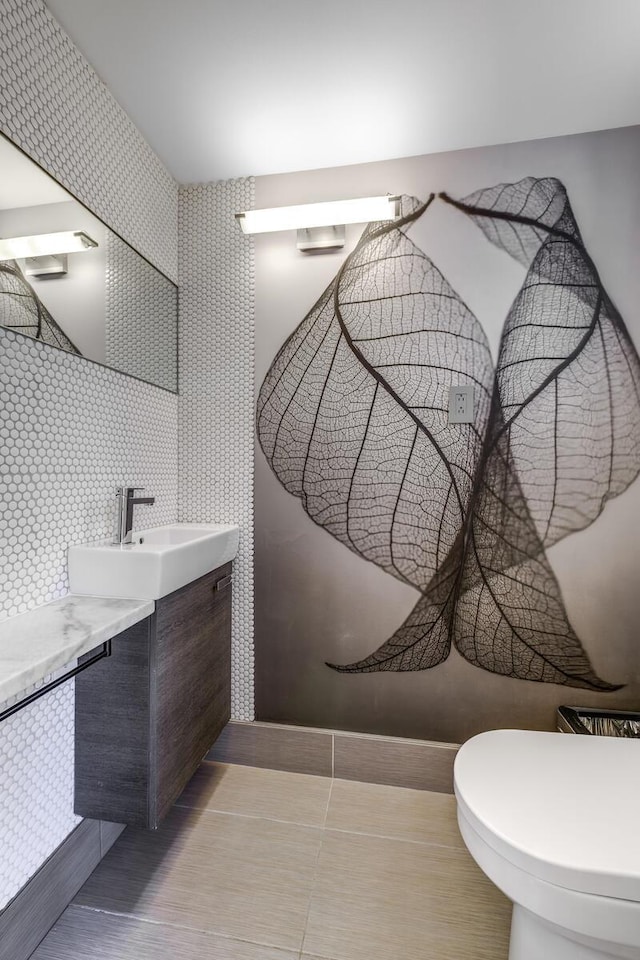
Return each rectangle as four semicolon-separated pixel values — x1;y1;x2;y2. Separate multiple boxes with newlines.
0;686;77;907
0;329;178;621
179;179;255;721
0;0;179;908
0;0;177;282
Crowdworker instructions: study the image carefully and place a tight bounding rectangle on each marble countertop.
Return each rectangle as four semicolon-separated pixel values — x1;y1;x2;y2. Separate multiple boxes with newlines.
0;594;155;708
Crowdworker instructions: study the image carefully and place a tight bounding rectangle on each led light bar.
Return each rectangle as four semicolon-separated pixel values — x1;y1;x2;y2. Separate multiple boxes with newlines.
235;195;401;235
0;230;98;262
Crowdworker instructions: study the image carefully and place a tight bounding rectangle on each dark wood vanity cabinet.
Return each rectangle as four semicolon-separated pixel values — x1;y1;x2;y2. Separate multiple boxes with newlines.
75;563;232;829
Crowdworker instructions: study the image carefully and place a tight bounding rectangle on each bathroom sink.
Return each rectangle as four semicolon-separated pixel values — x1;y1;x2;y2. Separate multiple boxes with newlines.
68;523;240;600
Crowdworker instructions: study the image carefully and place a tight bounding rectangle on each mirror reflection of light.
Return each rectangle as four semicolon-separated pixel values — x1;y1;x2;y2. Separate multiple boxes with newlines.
0;230;98;261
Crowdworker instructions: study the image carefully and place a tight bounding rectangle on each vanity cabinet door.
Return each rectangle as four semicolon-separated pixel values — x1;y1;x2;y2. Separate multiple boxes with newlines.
75;563;232;829
74;618;152;825
150;563;232;826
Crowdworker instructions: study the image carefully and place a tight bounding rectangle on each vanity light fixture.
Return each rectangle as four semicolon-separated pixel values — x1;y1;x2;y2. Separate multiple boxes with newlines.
0;230;98;278
235;195;401;251
0;230;98;261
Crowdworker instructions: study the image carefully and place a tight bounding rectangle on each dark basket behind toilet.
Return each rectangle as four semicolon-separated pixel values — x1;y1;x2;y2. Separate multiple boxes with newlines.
558;706;640;738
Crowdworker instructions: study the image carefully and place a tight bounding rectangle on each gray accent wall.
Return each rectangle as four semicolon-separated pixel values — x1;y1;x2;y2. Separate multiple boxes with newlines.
254;126;640;742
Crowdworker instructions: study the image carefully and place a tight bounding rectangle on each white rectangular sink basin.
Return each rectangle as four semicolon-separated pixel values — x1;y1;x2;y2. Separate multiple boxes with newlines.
68;523;240;600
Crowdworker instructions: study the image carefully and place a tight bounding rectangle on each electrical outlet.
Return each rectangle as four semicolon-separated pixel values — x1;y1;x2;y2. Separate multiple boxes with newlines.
448;385;475;424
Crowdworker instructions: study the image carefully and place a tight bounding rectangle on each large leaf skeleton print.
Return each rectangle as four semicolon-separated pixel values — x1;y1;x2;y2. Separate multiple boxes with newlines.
257;179;640;689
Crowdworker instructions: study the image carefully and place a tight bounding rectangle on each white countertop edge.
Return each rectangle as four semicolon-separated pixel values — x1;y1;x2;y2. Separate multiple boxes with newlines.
0;594;155;708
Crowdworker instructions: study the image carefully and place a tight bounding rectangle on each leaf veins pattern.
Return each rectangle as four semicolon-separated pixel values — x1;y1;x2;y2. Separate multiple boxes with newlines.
0;261;81;354
257;179;640;689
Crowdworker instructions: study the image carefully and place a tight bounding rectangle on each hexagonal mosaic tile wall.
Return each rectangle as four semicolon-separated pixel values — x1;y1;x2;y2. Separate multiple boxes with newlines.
0;684;76;905
0;0;179;909
0;328;178;621
0;0;178;283
179;180;255;722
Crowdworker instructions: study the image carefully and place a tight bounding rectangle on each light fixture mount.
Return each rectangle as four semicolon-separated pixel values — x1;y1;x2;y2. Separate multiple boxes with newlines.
296;225;345;252
24;253;68;279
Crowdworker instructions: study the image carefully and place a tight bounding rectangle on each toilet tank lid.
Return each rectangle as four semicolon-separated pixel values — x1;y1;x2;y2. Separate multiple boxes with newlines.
454;729;640;902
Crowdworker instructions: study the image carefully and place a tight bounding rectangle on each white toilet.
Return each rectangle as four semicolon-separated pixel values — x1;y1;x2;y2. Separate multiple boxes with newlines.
454;729;640;960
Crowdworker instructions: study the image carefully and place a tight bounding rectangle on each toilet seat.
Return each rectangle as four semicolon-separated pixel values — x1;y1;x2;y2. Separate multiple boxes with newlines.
454;729;640;903
457;800;640;956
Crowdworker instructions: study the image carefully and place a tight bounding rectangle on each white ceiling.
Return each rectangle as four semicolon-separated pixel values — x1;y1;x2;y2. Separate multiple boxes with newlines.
46;0;640;184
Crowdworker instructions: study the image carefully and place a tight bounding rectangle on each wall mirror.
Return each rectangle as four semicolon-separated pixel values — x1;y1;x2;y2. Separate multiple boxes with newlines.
0;134;178;392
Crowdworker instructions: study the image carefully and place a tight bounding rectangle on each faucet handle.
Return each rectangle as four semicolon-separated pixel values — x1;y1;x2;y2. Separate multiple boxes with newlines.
115;486;145;497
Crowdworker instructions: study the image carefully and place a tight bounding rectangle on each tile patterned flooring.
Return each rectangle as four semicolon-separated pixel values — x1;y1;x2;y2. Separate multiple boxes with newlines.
31;763;511;960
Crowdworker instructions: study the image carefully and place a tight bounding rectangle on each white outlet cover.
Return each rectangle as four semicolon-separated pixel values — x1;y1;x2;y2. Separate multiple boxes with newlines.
448;385;475;424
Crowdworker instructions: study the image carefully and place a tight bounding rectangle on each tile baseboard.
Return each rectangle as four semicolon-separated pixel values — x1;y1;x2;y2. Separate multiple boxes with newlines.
0;818;124;960
208;721;458;793
208;721;333;777
99;820;126;857
333;731;457;793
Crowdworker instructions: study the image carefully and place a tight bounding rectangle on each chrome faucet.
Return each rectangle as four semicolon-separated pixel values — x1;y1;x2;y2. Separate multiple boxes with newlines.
114;486;155;544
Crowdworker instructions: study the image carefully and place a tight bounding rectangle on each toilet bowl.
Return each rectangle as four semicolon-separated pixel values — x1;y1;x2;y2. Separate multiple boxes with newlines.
454;729;640;960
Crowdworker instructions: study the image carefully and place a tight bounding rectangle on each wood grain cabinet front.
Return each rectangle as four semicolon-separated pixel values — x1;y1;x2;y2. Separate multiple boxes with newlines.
75;563;232;828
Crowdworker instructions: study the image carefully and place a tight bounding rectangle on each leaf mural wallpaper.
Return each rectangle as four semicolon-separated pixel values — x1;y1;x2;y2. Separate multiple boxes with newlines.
257;176;640;692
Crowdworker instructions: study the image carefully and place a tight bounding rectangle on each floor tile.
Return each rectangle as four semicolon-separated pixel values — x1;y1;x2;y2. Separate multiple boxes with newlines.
73;806;323;951
302;956;341;960
31;905;298;960
303;829;511;960
176;761;332;827
326;779;463;847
